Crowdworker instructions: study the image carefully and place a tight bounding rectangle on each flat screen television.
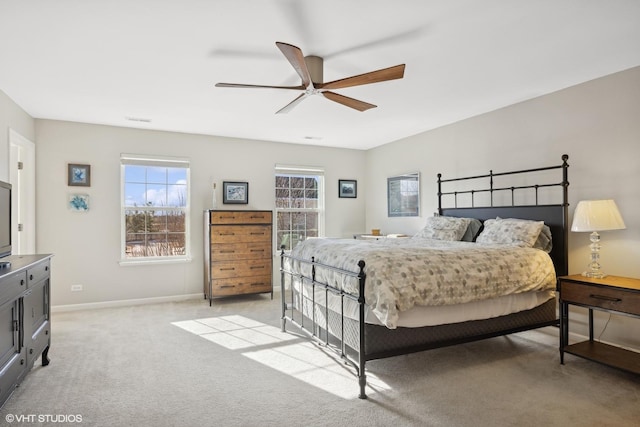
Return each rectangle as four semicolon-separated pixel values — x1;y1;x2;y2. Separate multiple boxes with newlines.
0;180;11;258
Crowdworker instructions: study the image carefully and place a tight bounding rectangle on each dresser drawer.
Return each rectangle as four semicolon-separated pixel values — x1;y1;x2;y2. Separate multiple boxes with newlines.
210;225;272;244
0;272;27;306
210;211;272;225
27;259;50;287
211;258;272;279
561;281;640;317
210;242;271;261
211;275;272;296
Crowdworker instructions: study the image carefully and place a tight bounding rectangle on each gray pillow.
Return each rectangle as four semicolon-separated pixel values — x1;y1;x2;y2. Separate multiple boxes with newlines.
533;224;553;253
460;218;483;242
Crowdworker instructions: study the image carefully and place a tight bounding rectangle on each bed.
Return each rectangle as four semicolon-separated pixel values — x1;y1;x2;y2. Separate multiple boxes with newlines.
279;154;569;399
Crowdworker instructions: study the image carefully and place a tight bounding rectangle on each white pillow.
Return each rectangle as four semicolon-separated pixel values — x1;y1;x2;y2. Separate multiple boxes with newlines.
413;216;471;241
476;218;544;248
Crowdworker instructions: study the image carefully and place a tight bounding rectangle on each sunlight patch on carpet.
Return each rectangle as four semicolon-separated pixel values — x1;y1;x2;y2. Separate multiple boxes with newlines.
172;315;390;399
172;315;297;350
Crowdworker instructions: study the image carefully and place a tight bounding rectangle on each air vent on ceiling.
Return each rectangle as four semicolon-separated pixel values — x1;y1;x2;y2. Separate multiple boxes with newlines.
125;116;152;123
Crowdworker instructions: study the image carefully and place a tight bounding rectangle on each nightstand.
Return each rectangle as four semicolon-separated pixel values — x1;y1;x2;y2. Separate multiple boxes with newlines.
354;234;386;240
353;234;409;240
558;274;640;374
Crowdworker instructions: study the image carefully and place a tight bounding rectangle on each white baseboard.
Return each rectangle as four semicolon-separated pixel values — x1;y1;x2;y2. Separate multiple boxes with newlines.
51;293;203;313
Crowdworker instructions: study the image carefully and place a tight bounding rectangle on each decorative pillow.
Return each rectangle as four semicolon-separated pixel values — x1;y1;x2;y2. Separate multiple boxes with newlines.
413;216;471;241
492;216;552;251
476;218;544;248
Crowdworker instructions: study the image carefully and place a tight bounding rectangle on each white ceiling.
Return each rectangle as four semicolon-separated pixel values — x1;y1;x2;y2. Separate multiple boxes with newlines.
1;1;639;150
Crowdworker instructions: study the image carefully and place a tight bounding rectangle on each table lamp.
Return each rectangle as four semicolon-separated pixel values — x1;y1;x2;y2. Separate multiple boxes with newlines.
571;199;626;278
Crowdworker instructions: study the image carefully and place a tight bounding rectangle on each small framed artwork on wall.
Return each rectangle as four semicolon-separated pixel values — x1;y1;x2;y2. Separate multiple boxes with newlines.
339;180;357;198
68;163;91;187
68;193;90;212
387;173;420;217
223;181;249;204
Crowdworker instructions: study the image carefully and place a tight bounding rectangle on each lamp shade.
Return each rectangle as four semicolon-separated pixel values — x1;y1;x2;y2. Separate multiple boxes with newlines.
571;199;626;232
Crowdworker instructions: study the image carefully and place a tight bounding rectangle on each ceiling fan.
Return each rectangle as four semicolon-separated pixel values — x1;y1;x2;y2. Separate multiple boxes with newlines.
215;42;405;114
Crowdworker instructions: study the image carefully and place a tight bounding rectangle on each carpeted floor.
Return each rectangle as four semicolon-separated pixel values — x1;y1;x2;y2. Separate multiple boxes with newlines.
1;294;638;427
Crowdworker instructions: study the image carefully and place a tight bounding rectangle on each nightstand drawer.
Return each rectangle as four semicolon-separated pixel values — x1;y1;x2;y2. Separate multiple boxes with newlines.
561;281;640;317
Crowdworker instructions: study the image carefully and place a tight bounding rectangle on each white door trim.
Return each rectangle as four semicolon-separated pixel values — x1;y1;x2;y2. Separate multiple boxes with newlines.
9;128;36;254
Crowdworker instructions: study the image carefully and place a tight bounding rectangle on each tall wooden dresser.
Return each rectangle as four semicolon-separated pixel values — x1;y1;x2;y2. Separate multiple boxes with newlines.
204;210;273;305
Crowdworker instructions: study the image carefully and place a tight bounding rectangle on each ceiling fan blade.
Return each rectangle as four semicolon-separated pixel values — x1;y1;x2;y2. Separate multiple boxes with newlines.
321;91;377;112
276;93;309;114
215;82;305;90
318;64;405;90
276;42;313;88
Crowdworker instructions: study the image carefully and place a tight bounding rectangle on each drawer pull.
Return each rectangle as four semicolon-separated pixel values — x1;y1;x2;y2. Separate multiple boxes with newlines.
220;267;235;271
220;216;236;219
220;285;235;289
250;266;265;270
220;233;236;236
250;249;264;252
250;215;265;219
219;250;235;254
250;282;266;287
250;232;264;235
590;294;622;303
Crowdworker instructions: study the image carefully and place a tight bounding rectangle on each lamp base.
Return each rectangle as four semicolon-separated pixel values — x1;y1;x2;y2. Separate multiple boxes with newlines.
581;231;607;279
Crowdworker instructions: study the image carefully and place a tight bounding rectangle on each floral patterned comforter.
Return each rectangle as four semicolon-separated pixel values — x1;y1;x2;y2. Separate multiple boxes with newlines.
286;237;556;329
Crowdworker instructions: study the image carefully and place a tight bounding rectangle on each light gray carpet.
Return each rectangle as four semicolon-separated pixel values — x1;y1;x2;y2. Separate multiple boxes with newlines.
1;294;638;427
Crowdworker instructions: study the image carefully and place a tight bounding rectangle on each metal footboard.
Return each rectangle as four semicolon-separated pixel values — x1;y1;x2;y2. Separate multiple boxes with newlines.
280;248;369;399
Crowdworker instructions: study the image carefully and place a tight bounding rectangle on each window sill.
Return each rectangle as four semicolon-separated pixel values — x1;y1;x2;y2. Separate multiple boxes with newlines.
119;257;192;267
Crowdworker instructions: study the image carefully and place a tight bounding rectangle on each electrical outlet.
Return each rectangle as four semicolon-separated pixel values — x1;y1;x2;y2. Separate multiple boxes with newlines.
71;284;83;292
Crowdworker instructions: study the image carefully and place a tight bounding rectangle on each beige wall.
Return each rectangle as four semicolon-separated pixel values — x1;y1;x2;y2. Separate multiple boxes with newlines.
366;66;640;349
4;67;639;349
34;120;366;307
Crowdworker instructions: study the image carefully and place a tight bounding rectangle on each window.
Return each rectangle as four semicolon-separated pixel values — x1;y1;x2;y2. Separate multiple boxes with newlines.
121;154;190;262
275;165;324;251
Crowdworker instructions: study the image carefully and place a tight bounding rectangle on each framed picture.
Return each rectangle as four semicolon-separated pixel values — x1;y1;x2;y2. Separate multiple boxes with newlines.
223;181;248;204
387;173;420;217
339;179;357;198
68;193;90;212
68;163;91;187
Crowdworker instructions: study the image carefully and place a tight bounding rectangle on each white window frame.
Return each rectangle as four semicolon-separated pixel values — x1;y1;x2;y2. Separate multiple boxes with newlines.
274;164;325;253
120;153;191;265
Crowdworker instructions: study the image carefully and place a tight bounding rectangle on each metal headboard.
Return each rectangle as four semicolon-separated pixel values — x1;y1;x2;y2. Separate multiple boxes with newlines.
437;154;570;276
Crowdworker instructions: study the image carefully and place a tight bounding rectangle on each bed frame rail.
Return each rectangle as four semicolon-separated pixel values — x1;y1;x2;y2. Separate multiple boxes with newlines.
280;250;369;398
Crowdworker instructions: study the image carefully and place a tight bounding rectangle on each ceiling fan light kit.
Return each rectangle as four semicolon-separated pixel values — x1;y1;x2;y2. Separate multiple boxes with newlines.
215;42;405;113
